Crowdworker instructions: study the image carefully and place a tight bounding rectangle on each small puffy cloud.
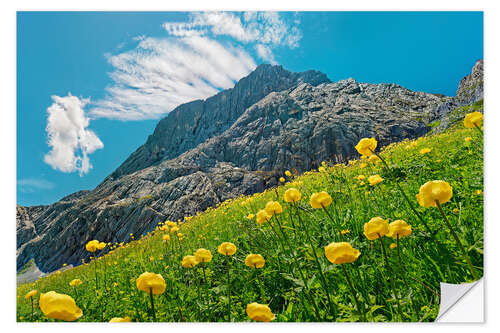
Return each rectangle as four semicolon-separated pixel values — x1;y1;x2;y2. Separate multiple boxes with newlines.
44;94;103;176
255;44;276;64
17;178;55;193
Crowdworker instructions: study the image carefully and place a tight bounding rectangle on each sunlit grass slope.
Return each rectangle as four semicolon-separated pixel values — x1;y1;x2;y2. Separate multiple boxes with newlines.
17;120;483;323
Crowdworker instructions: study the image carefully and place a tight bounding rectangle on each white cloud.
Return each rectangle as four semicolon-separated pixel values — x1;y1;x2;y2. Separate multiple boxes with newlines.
90;36;256;120
44;94;103;176
89;12;302;121
17;179;55;193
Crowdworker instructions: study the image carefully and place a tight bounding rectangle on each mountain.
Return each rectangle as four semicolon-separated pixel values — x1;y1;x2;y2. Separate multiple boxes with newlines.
16;60;483;274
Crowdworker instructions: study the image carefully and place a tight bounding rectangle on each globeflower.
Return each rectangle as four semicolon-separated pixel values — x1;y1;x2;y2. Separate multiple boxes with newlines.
279;177;285;183
245;254;265;268
356;175;365;181
419;148;431;155
284;188;301;203
181;255;199;268
246;303;275;322
97;242;106;250
24;289;37;299
355;137;377;156
85;240;100;252
218;242;237;256
364;217;389;240
170;226;179;233
464;136;472;142
388;220;412;238
285;170;292;177
194;248;213;263
416;180;453;207
69;279;83;287
309;191;332;208
136;272;166;295
265;201;283;215
39;291;83;321
109;317;131;322
368;155;381;163
368;175;384;186
162;234;170;242
324;242;361;264
464;111;483;128
256;209;271;224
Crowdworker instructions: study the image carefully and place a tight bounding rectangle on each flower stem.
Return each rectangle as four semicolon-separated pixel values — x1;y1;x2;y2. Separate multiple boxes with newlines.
225;255;231;322
435;200;479;280
377;235;403;321
149;288;156;321
341;265;366;321
30;297;34;321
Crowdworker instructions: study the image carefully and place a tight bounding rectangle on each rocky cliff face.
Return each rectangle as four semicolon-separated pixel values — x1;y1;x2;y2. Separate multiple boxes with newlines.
16;61;483;274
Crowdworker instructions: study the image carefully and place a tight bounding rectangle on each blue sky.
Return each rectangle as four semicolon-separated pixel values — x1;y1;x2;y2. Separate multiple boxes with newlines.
17;11;483;206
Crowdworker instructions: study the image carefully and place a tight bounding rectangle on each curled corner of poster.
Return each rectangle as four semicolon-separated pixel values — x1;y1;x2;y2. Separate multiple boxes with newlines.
435;278;484;322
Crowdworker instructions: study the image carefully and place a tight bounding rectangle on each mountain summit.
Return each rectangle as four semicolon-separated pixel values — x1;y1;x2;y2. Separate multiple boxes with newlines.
17;61;483;274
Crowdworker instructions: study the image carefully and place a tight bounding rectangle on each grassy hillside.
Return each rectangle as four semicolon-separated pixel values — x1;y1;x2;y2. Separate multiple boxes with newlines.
16;119;483;322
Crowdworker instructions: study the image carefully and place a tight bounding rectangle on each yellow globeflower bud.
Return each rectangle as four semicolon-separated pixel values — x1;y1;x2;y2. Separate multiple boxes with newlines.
217;242;237;256
256;209;271;225
85;240;100;252
181;255;199;268
389;243;397;249
246;303;275;322
285;170;292;177
39;291;83;321
355;137;377;156
464;136;472;142
245;254;266;268
324;242;361;264
109;316;131;322
69;279;83;287
24;289;37;299
416;180;453;207
135;272;166;295
265;201;283;215
309;191;332;209
388;220;412;238
162;234;170;242
368;175;384;186
284;188;301;203
463;111;483;128
364;217;389;240
279;177;285;183
194;248;213;263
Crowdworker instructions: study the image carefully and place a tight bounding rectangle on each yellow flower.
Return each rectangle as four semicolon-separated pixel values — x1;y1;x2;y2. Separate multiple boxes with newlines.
136;272;166;294
340;229;350;235
368;155;381;163
181;255;199;268
39;291;83;321
177;233;185;240
170;226;179;233
389;243;397;249
109;316;131;322
360;163;367;169
318;166;326;173
364;217;389;240
162;234;170;242
464;111;483;128
246;213;255;219
283;188;301;203
62;263;67;267
24;289;37;299
246;303;275;322
19;316;24;320
69;279;83;287
309;191;332;208
113;282;118;287
416;180;453;207
194;248;213;263
265;201;283;215
279;177;285;183
245;254;265;268
419;148;431;155
368;174;384;186
355;137;377;156
388;220;412;238
218;242;237;256
464;136;472;142
474;189;483;195
356;175;365;181
285;170;292;177
256;209;271;224
324;242;360;264
97;242;106;250
85;240;100;252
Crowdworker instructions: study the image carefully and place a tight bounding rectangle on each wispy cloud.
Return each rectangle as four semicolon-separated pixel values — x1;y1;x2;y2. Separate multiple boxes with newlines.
90;11;302;121
17;178;55;193
44;94;103;175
